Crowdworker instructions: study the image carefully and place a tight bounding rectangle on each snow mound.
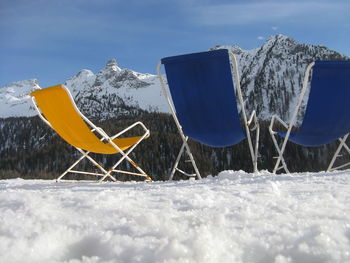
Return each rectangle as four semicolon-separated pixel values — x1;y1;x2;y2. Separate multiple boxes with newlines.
1;170;350;262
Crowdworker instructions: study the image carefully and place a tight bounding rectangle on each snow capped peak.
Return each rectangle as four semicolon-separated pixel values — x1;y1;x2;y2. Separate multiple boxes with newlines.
266;34;294;43
214;34;349;123
263;35;297;49
1;35;348;121
68;69;95;84
105;59;121;72
231;45;244;53
63;59;168;118
65;69;96;94
101;59;122;72
76;69;95;78
213;45;244;54
94;59;123;86
268;34;290;41
2;79;40;89
0;79;40;118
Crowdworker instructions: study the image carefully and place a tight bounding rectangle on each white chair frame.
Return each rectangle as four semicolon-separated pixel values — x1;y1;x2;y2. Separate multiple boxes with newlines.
269;62;350;173
157;51;259;180
327;134;350;172
31;85;151;182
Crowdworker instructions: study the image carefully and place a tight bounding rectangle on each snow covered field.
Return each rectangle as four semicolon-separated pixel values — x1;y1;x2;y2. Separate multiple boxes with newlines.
1;170;350;263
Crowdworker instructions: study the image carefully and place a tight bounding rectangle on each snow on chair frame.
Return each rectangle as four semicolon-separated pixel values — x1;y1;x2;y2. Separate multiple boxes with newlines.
30;84;151;182
157;49;259;180
269;60;350;173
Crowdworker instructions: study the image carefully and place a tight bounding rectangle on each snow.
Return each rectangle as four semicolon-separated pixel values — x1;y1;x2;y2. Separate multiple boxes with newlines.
0;61;169;120
3;36;347;121
64;61;169;114
1;170;350;263
115;76;168;113
0;79;40;118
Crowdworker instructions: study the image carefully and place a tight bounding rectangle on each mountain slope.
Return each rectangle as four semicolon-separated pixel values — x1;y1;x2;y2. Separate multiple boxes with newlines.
213;35;349;123
0;79;40;118
1;35;348;123
0;60;168;119
66;59;168;119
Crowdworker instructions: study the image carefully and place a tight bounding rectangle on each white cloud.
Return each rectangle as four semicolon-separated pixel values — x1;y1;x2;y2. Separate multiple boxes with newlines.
257;36;265;40
272;26;278;31
191;1;350;26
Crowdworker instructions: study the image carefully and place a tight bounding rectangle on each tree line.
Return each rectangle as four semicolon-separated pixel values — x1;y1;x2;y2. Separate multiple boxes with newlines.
0;112;346;181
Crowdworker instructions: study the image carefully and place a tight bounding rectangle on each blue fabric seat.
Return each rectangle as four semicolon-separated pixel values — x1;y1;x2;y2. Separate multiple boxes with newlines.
278;61;350;147
270;60;350;173
158;49;259;179
161;49;245;147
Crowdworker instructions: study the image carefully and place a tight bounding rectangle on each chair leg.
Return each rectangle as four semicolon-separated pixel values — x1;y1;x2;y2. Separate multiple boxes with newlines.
270;132;290;174
244;111;259;173
183;139;201;179
57;153;87;182
245;111;260;173
327;134;350;171
253;124;260;173
168;136;201;180
57;148;117;182
169;140;187;180
269;115;293;174
98;138;151;182
99;154;151;183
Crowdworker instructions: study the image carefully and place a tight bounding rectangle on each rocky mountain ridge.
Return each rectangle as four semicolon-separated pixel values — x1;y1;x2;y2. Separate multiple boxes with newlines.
213;34;349;123
1;35;348;123
0;59;167;119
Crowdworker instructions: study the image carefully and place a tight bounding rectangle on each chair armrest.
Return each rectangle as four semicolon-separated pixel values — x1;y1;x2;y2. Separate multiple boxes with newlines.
90;121;150;143
91;127;110;141
111;121;150;140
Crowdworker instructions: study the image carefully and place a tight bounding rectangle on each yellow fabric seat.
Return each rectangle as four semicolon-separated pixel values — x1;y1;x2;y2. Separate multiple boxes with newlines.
30;84;151;182
31;86;141;154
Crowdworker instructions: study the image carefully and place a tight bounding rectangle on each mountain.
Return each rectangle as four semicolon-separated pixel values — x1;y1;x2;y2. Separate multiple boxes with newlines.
1;35;348;124
0;59;168;120
65;59;168;120
0;79;40;118
212;34;349;123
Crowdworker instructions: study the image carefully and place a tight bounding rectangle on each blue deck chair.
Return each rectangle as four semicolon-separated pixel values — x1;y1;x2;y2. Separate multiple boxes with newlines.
157;49;259;179
269;60;350;173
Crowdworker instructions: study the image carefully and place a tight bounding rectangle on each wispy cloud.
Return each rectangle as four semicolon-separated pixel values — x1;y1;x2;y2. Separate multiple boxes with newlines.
191;1;350;26
0;0;177;50
257;36;265;40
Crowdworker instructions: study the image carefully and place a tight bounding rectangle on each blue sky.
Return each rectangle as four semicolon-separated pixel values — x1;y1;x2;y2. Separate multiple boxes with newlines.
1;0;350;87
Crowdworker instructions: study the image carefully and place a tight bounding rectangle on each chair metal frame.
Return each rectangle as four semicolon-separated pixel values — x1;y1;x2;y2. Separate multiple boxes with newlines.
327;133;350;172
157;51;259;180
269;62;350;173
31;85;152;182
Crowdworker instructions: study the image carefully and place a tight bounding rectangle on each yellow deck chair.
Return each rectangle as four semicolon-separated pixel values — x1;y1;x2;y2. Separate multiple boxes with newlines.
30;84;151;182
